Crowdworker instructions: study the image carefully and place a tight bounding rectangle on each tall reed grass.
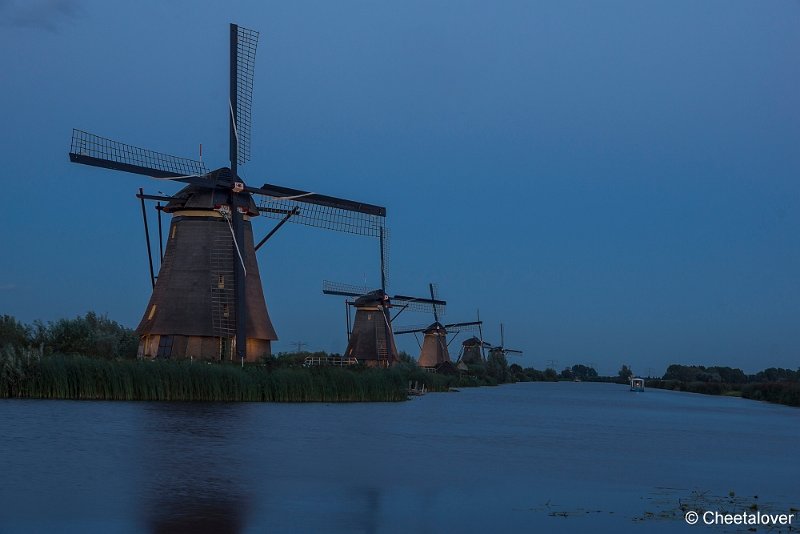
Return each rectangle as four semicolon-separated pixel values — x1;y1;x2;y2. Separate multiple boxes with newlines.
0;350;414;402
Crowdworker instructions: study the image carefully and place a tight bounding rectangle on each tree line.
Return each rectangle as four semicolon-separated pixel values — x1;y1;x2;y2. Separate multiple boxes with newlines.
1;312;138;360
648;364;800;407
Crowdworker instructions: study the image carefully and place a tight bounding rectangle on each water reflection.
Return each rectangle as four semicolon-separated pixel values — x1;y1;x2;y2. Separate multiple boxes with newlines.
135;403;251;534
349;486;380;534
2;385;799;533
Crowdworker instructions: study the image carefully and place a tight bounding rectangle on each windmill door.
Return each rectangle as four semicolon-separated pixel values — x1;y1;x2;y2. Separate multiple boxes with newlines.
156;335;174;359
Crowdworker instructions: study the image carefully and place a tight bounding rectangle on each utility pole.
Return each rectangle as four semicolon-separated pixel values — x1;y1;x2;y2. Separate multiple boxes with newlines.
293;341;309;353
546;359;558;370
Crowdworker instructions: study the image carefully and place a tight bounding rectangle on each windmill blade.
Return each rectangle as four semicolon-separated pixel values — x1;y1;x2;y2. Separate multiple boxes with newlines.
392;295;446;305
380;227;389;292
504;348;523;355
135;192;181;203
69;129;208;180
322;280;372;298
391;294;446;314
393;324;428;335
255;183;386;237
444;320;482;330
219;207;247;276
478;309;486;359
230;24;258;166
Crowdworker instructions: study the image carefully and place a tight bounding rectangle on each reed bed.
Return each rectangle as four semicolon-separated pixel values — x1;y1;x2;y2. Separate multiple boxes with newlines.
1;352;412;402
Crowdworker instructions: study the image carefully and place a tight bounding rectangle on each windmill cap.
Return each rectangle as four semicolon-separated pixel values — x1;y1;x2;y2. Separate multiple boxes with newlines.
424;322;446;334
462;336;482;346
354;289;388;306
164;168;259;216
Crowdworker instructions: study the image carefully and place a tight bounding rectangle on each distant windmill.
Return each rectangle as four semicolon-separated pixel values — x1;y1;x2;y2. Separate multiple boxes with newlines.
455;309;490;366
68;24;386;363
322;281;446;367
487;323;523;360
394;285;481;372
458;337;493;366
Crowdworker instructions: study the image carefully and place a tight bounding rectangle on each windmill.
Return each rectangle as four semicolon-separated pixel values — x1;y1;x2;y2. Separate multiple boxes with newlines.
449;309;491;366
393;285;481;372
487;323;523;361
68;24;386;364
322;281;446;367
458;335;493;366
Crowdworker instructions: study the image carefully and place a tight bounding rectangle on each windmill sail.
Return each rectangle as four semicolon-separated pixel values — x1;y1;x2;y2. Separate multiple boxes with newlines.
69;129;208;179
230;24;258;166
256;185;385;236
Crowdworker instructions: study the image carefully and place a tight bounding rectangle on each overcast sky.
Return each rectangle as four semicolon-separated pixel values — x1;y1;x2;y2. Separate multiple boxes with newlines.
1;0;798;375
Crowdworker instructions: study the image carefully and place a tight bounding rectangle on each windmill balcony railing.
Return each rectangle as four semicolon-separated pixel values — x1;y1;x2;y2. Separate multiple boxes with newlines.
303;356;359;367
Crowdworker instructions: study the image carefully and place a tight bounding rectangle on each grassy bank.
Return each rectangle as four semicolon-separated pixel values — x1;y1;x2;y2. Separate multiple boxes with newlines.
646;379;800;407
0;350;449;402
0;313;516;402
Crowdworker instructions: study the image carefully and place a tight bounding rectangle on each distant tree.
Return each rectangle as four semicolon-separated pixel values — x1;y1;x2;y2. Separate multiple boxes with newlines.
711;367;746;384
509;363;527;382
754;368;799;383
543;368;558;382
397;350;416;364
662;364;749;384
663;364;701;382
524;367;545;381
618;364;633;383
48;312;137;359
0;313;138;359
571;364;598;380
560;367;575;380
486;350;510;383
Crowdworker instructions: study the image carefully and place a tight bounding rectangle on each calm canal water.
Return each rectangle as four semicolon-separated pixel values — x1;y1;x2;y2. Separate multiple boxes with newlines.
0;382;797;533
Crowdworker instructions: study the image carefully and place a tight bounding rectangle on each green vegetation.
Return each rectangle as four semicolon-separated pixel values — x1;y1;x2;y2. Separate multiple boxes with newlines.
567;364;598;381
741;382;800;406
647;364;800;408
0;350;412;402
1;312;137;360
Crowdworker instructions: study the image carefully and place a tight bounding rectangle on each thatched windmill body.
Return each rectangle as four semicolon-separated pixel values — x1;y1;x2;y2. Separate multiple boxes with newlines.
458;336;492;365
69;24;386;363
322;282;446;367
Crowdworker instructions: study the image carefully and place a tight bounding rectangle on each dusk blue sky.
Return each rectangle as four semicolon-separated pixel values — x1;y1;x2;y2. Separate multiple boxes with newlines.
1;0;798;375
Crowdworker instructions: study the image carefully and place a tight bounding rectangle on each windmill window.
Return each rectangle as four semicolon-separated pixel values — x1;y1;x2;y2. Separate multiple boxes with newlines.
147;304;157;320
171;226;177;239
218;275;225;289
223;304;230;318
